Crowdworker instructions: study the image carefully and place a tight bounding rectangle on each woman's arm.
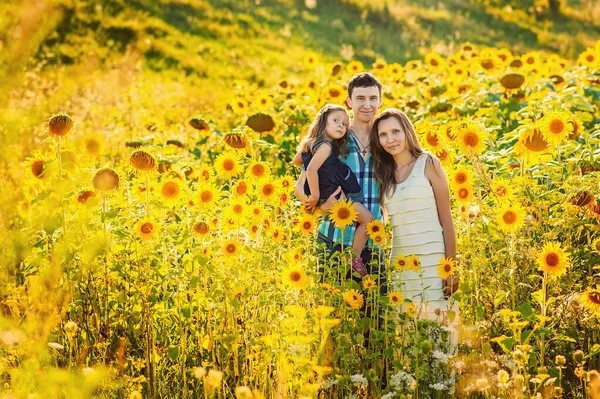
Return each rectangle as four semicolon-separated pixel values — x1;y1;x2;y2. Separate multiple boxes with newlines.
305;144;331;209
292;152;303;168
425;155;458;297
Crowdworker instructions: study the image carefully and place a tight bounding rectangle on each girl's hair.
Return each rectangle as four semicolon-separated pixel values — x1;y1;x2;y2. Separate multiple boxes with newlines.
298;104;349;157
369;108;425;201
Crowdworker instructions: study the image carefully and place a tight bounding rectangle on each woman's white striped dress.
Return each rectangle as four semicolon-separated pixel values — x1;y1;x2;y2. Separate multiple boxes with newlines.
384;154;456;321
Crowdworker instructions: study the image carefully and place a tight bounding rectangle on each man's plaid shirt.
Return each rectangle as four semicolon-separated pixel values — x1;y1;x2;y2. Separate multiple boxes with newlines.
317;133;383;247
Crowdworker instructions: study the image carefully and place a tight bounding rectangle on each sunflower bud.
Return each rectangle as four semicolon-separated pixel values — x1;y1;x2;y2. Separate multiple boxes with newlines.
573;350;585;364
48;113;73;137
555;355;566;367
130;150;156;172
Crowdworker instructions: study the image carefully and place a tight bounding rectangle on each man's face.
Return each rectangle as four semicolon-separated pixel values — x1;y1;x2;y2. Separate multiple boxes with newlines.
346;86;382;124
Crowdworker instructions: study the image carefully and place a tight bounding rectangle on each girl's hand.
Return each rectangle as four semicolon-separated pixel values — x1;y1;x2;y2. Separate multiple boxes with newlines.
305;195;318;210
442;275;459;298
320;186;343;213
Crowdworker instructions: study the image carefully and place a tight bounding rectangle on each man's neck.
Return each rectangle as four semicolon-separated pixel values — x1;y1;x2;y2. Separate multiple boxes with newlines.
351;119;371;139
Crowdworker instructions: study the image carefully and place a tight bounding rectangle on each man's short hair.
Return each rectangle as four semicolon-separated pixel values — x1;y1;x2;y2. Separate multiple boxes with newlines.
347;72;382;98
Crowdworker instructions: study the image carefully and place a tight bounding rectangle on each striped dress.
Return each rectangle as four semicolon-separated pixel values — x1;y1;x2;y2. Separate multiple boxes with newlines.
384;154;456;321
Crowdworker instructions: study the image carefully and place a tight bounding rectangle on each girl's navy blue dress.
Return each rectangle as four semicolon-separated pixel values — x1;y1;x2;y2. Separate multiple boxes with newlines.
302;142;362;201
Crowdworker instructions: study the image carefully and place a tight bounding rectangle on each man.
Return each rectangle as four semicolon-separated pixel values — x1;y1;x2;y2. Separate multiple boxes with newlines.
294;72;385;291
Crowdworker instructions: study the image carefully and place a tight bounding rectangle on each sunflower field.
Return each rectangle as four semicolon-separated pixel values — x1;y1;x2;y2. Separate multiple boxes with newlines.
2;9;600;395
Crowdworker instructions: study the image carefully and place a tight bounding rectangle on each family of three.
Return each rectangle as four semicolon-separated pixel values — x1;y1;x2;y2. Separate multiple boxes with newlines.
293;72;458;322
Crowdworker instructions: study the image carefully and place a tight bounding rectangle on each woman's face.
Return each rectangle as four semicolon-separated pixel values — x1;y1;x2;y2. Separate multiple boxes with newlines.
377;117;408;156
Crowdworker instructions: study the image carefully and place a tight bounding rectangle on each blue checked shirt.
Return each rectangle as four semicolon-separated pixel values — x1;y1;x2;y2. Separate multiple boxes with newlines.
317;133;382;247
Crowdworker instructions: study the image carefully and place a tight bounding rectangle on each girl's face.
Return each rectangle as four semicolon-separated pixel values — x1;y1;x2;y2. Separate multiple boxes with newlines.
324;110;349;141
377;117;408;156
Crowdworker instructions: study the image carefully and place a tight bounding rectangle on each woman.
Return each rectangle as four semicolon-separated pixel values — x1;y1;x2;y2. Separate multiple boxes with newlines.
370;108;458;321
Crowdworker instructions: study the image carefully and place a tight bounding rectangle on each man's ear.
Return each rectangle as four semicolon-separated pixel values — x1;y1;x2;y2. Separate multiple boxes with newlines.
346;95;352;109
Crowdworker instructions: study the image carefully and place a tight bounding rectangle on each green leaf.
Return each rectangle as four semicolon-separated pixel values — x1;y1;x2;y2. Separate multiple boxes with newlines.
167;346;179;361
494;291;507;307
521;329;534;344
516;302;536;322
591;344;600;356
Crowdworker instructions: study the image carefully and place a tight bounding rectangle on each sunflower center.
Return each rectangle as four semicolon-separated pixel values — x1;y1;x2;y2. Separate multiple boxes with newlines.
162;182;179;198
263;184;274;196
201;170;210;180
237;102;244;109
545;253;559;267
233;204;243;213
77;190;95;204
223;159;235;171
426;132;439;146
430;58;439;67
141;223;153;234
290;271;301;282
496;187;507;196
303;221;312;230
329;88;341;97
589;292;600;305
194;222;209;235
226;244;236;253
236;182;248;195
587;55;595;62
549;119;564;134
503;211;517;224
464;132;479;147
337;208;351;219
201;191;213;202
31;160;44;178
86;139;100;153
456;173;467;184
526;57;535;64
444;264;452;272
371;226;381;233
399;260;405;266
459;188;469;199
253;208;260;215
252;164;265;177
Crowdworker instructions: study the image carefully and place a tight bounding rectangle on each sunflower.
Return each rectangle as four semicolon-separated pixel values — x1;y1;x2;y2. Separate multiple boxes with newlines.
296;213;318;237
28;158;51;180
271;227;284;244
450;166;474;189
437;257;456;279
417;121;445;154
343;289;364;309
279;191;291;208
136;219;157;241
329;199;358;229
346;60;364;74
246;161;270;182
79;133;104;157
214;152;242;180
371;232;386;247
454;184;474;203
456;121;486;155
222;239;241;257
321;283;340;295
424;52;446;71
255;92;273;110
192;221;210;236
130;150;156;172
579;286;600;316
522;51;541;69
537;242;569;277
249;204;264;220
282;265;309;290
405;303;417;318
276;175;295;193
159;180;181;202
578;48;598;68
392;253;410;271
223;199;248;223
232;179;252;198
407;255;421;272
257;180;280;204
366;220;385;239
92;168;119;191
303;53;319;67
496;203;526;233
539;111;573;146
591;238;600;254
490;178;514;202
287;247;304;264
197;164;214;183
196;184;223;210
230;97;248;115
362;276;376;290
76;189;96;205
388;291;403;306
324;84;345;101
48;112;73;137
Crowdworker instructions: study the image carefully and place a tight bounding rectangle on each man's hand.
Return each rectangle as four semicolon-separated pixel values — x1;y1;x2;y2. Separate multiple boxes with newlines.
442;275;459;299
319;187;344;214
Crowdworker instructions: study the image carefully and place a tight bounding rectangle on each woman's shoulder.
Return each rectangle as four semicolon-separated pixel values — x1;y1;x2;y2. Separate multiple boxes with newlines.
422;152;446;178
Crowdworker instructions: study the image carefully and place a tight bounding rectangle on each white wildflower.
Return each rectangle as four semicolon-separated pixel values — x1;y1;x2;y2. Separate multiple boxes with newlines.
351;373;368;387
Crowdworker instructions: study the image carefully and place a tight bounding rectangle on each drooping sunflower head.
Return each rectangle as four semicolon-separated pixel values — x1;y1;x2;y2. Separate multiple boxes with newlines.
130;150;156;172
329;199;358;229
48;113;74;137
537;242;569;277
76;189;96;205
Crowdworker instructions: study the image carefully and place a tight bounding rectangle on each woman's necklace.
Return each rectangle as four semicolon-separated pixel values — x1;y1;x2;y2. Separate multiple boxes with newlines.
351;131;370;155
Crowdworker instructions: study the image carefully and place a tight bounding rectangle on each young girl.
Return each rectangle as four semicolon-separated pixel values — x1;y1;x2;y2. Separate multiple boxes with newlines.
370;108;458;320
296;104;374;271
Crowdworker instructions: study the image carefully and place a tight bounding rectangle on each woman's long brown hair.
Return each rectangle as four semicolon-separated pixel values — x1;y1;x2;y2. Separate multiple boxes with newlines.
369;108;425;202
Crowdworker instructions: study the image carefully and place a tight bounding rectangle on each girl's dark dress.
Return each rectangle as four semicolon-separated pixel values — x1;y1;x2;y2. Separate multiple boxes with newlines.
301;142;362;201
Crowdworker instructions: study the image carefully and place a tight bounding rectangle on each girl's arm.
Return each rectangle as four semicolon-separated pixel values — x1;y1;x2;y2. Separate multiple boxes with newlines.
305;144;331;209
425;155;456;258
292;152;303;168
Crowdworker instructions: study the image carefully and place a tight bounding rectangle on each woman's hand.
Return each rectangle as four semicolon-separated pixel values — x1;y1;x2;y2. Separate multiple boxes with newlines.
442;275;459;299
